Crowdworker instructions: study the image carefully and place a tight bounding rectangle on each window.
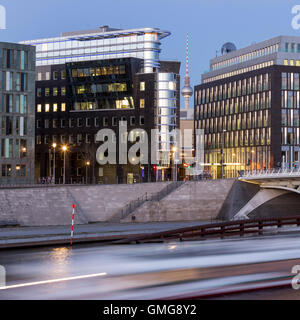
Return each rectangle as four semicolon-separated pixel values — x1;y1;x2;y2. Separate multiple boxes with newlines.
61;119;66;128
53;119;57;128
77;168;82;176
45;72;50;80
103;117;108;126
77;134;83;144
112;117;117;126
53;87;58;96
45;104;50;112
86;118;91;127
140;99;145;108
53;103;58;112
130;116;135;126
61;71;66;80
37;119;41;128
94;117;99;127
69;118;75;128
284;59;289;66
45;119;49;128
53;71;59;80
37;73;42;81
37;104;42;113
2;164;12;177
77;118;83;127
140;82;145;91
61;87;66;96
61;103;66;112
140;116;145;125
45;88;50;96
37;136;42;144
37;88;42;97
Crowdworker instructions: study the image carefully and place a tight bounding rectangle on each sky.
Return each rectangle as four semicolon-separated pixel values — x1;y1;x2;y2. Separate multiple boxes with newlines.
0;0;300;107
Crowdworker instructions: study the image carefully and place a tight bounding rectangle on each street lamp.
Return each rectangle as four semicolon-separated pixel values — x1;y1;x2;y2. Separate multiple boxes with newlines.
86;161;90;184
52;143;57;184
62;145;68;185
172;146;178;182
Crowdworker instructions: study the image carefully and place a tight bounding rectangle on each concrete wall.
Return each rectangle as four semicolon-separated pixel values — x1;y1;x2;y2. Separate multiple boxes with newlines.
121;180;235;223
0;183;169;226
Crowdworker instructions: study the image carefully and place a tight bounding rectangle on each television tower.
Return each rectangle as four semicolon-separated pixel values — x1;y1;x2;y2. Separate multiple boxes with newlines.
181;32;193;109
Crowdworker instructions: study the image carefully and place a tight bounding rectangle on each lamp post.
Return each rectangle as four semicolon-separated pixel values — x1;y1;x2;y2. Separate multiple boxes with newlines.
62;145;68;185
172;146;177;182
86;161;90;184
52;143;57;184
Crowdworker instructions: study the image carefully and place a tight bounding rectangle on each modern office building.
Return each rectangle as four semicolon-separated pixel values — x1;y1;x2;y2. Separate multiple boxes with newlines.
21;26;180;184
0;42;36;185
195;36;300;179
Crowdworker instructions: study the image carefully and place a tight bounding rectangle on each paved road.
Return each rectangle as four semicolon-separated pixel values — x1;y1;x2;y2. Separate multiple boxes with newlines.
1;228;300;299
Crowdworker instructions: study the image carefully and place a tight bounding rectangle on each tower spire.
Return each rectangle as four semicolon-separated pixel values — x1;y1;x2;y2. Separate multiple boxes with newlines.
181;32;193;109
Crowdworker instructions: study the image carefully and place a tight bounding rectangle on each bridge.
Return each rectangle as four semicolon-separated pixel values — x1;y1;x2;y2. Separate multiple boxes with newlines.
233;168;300;220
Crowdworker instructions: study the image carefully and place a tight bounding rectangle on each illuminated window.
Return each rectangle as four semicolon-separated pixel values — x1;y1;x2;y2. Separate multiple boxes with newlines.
61;86;66;96
140;82;145;91
290;60;295;66
61;103;66;112
168;81;176;90
140;99;145;108
45;88;50;96
53;104;57;112
37;104;42;112
284;59;289;66
296;60;300;67
45;104;50;112
53;87;58;96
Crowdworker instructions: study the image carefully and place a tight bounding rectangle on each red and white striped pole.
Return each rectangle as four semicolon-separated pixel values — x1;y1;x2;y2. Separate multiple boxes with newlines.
70;204;76;246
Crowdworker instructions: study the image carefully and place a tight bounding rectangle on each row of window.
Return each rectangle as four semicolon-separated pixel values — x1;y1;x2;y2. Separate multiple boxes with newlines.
195;92;272;120
0;94;28;114
283;59;300;67
37;115;145;130
1;71;28;92
71;65;126;78
1;164;26;177
281;127;300;145
37;87;66;97
203;61;274;84
75;83;127;94
281;109;300;127
0;116;28;136
36;70;66;81
281;91;300;108
2;49;29;70
204;128;271;149
37;103;66;113
211;44;279;71
0;138;27;159
197;111;270;134
196;74;270;104
37;129;147;145
282;73;300;90
73;97;140;111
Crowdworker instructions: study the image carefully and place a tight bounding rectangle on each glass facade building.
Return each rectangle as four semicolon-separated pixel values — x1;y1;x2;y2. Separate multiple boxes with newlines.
195;36;300;179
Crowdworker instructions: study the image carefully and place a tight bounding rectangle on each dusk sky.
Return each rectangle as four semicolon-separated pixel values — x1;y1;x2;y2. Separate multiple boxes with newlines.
1;0;300;107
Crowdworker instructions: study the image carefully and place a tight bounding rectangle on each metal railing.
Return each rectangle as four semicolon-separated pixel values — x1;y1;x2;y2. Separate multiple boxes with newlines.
114;215;300;244
117;181;186;221
239;168;300;179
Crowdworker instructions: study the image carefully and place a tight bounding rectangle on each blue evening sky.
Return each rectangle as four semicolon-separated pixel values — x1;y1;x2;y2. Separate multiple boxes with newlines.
0;0;300;107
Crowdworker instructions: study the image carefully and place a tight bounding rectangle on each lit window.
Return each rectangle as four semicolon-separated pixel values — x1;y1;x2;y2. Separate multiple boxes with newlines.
53;104;57;112
37;104;42;112
53;87;58;96
61;87;66;96
168;81;176;90
284;59;289;66
297;60;300;67
45;88;50;96
140;82;145;91
140;99;145;108
61;103;66;112
45;72;50;80
61;71;66;80
290;60;295;66
45;104;50;112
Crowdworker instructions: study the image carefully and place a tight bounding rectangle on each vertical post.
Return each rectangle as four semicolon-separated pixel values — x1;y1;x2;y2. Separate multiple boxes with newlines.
49;148;51;178
63;150;66;185
70;204;76;246
53;144;56;185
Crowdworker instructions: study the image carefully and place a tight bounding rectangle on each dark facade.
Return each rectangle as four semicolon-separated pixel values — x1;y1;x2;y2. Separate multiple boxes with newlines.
194;65;300;178
35;58;180;184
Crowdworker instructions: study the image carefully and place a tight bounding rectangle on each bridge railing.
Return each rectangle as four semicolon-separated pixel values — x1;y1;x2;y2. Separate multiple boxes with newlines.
239;168;300;179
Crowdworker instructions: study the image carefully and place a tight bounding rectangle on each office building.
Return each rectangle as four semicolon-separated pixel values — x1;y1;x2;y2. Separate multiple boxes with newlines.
0;42;35;184
195;36;300;178
21;26;180;183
